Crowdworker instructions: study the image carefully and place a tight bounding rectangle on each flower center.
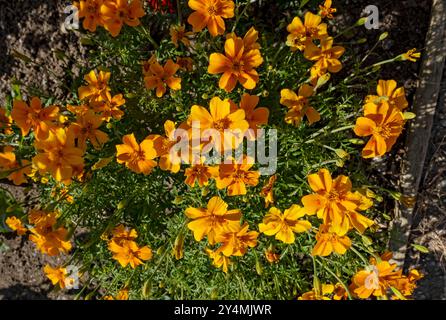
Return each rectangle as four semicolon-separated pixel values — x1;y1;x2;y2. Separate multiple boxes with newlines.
207;5;217;15
214;118;231;130
374;125;391;139
232;60;244;72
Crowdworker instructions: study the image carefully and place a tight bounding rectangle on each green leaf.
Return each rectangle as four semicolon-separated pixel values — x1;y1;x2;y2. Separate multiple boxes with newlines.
411;244;429;253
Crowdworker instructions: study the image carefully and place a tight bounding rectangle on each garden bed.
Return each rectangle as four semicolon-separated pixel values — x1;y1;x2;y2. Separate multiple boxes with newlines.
0;0;444;300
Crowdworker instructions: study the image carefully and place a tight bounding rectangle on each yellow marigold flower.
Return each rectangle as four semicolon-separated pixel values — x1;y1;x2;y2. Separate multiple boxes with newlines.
298;283;334;300
187;0;235;37
185;196;241;244
11;97;59;140
401;48;421;62
232;93;269;140
100;0;145;37
115;288;129;300
215;222;258;257
5;216;27;236
280;84;320;126
77;0;104;32
44;265;77;289
33;127;84;184
0;146;32;185
260;174;276;208
319;0;336;19
144;59;182;97
187;97;249;153
170;24;193;47
351;261;399;299
108;240;153;268
215;156;260;196
354;102;405;158
205;247;232;273
29;211;72;256
312;224;352;256
304;37;345;73
208;31;263;92
333;283;348;300
301;168;374;235
116;133;157;175
365;79;408;111
69;109;109;151
286;12;328;51
259;205;311;244
176;57;194;72
92;94;126;122
78;70;111;102
0;107;13;134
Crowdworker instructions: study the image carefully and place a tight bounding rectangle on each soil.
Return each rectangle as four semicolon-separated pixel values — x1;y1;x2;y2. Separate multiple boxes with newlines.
0;0;443;299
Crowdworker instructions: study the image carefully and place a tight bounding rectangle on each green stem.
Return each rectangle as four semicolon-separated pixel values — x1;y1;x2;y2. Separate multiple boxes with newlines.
315;258;353;300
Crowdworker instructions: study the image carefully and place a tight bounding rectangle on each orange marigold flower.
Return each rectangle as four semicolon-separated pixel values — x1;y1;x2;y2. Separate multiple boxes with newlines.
226;26;261;51
260;174;276;208
11;97;59;140
78;0;104;32
354;102;405;158
91;94;126;122
208;30;263;92
280;84;320;126
147;120;185;173
109;224;138;244
33;127;85;184
215;222;258;257
104;288;130;300
311;224;352;257
187;97;249;153
108;240;153;268
187;0;235;37
351;261;400;299
365;79;408;111
286;12;328;51
78;70;112;102
0;146;32;185
215;156;260;196
319;0;336;19
170;24;194;47
304;37;345;73
69;109;109;151
264;245;280;263
144;59;182;98
185;196;241;244
116;133;157;175
29;211;72;256
184;158;218;187
44;265;77;289
259;205;311;244
5;216;28;236
205;247;232;273
101;0;145;37
301;168;374;235
0;107;13;134
232;93;269;140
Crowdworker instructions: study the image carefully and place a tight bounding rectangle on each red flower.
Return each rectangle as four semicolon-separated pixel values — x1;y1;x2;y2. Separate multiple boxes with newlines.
148;0;175;13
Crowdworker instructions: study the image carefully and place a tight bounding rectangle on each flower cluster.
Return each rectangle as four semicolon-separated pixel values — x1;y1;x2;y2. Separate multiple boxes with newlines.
76;0;145;37
106;224;153;268
185;196;258;273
